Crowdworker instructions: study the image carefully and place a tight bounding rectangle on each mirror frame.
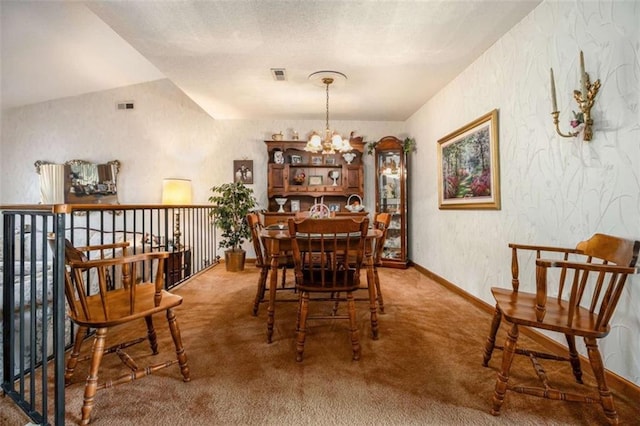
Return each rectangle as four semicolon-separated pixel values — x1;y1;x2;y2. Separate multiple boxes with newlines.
35;159;120;204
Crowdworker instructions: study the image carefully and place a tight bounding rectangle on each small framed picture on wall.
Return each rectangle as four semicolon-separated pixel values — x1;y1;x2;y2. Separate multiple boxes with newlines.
234;160;254;184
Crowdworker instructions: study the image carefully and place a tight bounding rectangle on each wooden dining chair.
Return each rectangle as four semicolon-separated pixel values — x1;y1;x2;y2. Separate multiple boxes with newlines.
62;239;190;425
370;212;391;312
482;234;639;424
340;212;391;313
288;216;369;362
247;212;294;315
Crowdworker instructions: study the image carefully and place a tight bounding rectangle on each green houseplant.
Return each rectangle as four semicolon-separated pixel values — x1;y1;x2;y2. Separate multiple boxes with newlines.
209;181;258;271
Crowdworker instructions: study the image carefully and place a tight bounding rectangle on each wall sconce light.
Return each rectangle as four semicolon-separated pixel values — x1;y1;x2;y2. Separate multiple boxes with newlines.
550;51;600;141
162;178;192;250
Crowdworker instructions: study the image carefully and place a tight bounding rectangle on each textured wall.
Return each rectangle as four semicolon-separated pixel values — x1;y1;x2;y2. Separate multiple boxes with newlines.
0;78;403;249
406;0;640;384
1;0;638;387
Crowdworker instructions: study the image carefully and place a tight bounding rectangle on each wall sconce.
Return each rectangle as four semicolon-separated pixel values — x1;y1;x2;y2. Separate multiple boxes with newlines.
162;178;192;250
550;51;600;141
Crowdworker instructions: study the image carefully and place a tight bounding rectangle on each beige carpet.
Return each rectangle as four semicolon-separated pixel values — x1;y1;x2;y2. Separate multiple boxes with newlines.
2;266;639;425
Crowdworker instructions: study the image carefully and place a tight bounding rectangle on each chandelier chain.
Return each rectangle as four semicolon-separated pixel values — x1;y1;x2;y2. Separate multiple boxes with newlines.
325;82;330;131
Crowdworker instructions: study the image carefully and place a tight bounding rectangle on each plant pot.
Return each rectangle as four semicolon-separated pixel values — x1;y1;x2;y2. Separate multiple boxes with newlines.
224;249;246;272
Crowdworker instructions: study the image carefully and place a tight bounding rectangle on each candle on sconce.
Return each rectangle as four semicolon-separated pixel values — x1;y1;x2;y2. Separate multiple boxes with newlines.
549;50;599;142
550;68;558;112
579;51;587;99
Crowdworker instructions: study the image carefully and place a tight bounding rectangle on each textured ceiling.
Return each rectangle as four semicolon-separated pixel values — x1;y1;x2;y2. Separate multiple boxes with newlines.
1;0;541;121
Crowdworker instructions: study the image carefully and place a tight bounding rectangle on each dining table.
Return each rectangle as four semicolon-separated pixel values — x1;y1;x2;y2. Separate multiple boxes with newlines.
260;224;383;343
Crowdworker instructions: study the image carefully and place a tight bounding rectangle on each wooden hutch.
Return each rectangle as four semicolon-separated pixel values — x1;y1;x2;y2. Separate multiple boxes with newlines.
263;137;365;226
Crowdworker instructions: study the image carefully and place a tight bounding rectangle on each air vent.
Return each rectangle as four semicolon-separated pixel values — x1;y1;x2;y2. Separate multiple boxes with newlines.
116;101;135;110
270;68;287;81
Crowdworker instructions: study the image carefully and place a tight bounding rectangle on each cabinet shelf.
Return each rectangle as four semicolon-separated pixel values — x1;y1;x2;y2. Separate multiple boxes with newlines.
265;139;364;218
291;164;342;169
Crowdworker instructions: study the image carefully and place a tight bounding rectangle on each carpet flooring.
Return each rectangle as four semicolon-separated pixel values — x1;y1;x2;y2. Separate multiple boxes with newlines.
2;265;639;425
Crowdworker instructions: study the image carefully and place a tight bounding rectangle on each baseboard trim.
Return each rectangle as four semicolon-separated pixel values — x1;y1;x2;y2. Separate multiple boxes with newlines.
411;262;640;399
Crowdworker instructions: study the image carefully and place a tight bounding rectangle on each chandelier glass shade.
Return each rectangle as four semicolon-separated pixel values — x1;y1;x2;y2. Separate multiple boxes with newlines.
305;73;352;155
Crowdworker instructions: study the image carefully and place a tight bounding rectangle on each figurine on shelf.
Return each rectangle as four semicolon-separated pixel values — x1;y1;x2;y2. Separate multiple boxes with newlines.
273;150;284;164
384;181;396;199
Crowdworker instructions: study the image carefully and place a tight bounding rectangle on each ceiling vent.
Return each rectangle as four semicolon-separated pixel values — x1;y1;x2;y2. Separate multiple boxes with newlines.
270;68;287;81
116;101;135;110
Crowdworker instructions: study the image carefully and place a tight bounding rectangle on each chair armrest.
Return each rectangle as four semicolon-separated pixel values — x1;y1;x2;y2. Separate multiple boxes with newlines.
508;242;583;292
74;241;131;252
533;258;638;322
536;258;638;274
69;251;169;268
508;242;581;255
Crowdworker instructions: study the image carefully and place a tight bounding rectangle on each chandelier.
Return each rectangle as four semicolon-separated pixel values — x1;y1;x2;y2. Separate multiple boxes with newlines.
305;71;352;155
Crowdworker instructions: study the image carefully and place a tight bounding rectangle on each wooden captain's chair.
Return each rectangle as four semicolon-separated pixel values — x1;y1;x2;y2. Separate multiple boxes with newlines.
247;212;294;315
482;234;639;424
62;240;190;425
288;217;369;362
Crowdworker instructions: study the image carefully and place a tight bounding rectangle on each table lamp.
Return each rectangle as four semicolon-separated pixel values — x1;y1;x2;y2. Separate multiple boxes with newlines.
162;178;192;250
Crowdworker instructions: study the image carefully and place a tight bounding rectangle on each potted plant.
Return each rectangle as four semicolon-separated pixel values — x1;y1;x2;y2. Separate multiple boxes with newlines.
209;181;258;271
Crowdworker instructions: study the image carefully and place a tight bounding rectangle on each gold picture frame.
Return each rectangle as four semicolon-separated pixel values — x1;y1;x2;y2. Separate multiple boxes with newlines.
437;109;500;210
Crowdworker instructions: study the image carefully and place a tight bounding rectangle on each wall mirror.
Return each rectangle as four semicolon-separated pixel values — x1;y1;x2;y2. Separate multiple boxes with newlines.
35;159;120;204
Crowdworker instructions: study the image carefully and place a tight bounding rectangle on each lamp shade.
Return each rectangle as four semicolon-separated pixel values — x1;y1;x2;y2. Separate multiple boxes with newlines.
162;178;192;205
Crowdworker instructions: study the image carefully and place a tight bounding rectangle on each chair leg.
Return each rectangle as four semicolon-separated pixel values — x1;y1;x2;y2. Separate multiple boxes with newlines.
281;265;287;288
373;266;385;313
296;292;310;362
332;292;340;315
166;308;190;382
347;292;361;361
565;334;583;384
585;337;619;424
252;267;268;316
80;327;107;425
295;292;303;332
65;326;87;385
482;306;502;366
144;315;158;355
491;323;519;416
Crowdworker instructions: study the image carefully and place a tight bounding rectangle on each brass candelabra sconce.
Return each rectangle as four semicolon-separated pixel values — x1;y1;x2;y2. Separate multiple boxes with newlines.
550;51;600;141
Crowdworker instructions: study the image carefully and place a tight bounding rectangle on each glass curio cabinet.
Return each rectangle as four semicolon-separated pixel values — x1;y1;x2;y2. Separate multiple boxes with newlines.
375;136;409;268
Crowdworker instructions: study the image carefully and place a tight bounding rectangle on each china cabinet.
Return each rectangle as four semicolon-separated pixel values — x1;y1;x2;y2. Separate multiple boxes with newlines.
263;138;365;225
374;136;409;268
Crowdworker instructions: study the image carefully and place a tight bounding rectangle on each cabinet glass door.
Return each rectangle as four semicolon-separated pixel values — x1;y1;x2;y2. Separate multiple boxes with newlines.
375;136;408;268
377;153;402;261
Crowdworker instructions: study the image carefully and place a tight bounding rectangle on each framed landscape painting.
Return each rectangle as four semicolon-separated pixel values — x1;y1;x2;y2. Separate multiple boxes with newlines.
437;109;500;210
